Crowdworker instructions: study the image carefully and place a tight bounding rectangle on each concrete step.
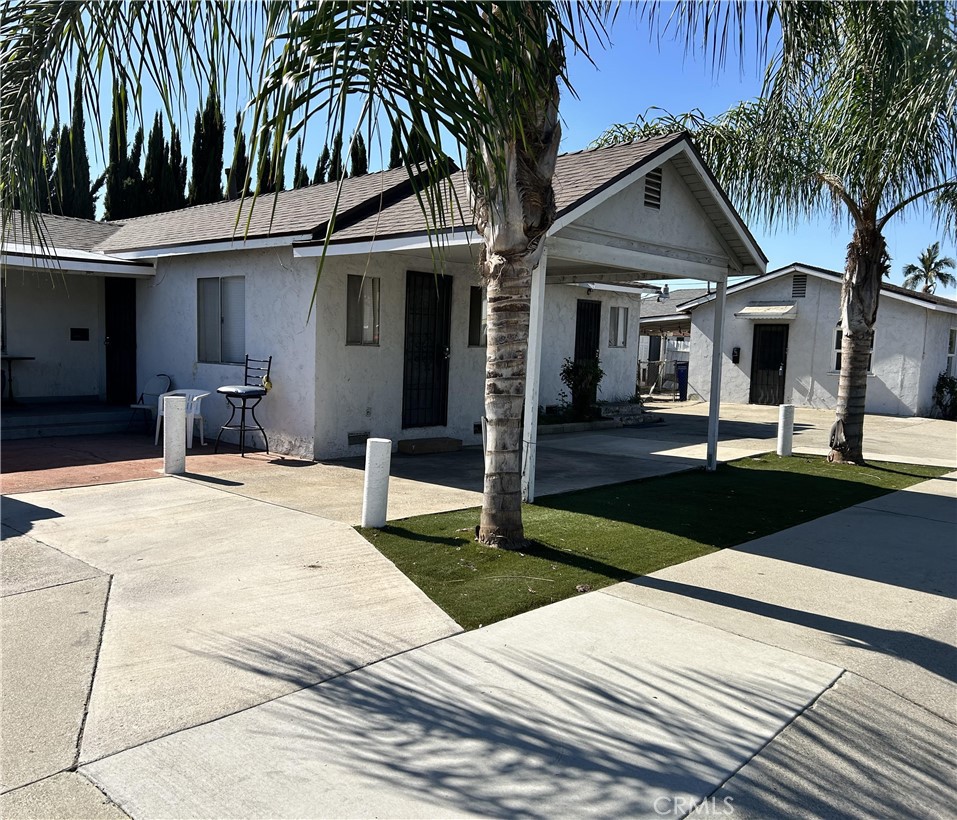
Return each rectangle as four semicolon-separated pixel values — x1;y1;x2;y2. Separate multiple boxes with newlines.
1;408;134;440
397;437;463;455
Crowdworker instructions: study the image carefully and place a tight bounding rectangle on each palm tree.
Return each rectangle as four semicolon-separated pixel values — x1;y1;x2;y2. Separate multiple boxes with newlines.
902;243;957;294
2;1;605;549
597;2;957;464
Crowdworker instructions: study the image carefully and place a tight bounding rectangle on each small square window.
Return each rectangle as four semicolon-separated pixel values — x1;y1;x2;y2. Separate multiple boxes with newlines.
947;328;956;376
834;325;873;372
468;286;487;347
608;306;628;348
346;275;380;345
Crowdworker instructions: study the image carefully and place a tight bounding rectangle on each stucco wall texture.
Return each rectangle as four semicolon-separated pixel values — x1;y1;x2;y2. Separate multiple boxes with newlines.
688;272;956;416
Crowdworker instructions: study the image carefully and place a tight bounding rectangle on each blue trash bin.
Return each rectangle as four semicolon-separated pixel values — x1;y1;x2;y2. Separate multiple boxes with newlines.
675;360;689;401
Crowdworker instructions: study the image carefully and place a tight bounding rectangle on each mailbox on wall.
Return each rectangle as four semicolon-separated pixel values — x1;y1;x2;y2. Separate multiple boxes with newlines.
731;346;741;364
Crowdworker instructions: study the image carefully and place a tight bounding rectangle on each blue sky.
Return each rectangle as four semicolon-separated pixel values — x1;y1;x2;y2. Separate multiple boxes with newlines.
84;11;955;296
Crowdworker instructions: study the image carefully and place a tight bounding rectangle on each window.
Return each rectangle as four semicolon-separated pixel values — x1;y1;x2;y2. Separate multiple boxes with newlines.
608;306;628;348
197;276;245;363
643;168;662;209
468;286;487;346
947;328;957;376
791;273;808;298
346;275;380;345
834;325;874;372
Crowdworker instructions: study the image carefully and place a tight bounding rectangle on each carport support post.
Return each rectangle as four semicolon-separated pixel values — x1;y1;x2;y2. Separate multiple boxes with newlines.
163;394;187;475
521;250;548;502
777;404;795;456
706;277;727;471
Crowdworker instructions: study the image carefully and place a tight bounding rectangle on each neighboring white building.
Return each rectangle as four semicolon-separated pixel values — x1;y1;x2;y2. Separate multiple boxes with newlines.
680;263;957;416
2;134;766;458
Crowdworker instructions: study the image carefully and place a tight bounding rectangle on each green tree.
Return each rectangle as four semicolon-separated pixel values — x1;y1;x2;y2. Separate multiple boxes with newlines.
292;138;310;188
902;243;957;294
103;86;144;220
188;87;225;205
596;2;957;464
143;112;169;210
327;132;345;182
388;128;402;170
349;133;368;177
312;145;330;185
225;114;250;201
168;124;187;210
55;71;95;218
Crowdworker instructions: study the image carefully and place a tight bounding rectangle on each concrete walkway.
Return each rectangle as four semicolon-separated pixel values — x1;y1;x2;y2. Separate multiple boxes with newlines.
2;407;954;817
0;472;944;818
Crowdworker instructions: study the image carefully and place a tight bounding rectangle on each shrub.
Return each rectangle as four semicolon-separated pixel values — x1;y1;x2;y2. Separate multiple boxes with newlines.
932;372;957;420
560;357;605;421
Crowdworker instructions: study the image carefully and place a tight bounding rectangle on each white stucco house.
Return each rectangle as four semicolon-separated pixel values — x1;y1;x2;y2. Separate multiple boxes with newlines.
2;134;767;493
678;263;957;416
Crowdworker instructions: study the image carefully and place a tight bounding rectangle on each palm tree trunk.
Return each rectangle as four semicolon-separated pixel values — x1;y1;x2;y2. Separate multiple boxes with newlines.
831;223;886;463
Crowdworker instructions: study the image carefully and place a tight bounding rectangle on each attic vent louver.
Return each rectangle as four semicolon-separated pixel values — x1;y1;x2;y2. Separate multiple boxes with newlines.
644;168;662;209
791;273;808;298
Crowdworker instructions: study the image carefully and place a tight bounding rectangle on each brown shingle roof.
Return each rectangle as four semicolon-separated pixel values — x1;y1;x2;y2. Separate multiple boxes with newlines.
639;288;712;320
95;166;417;253
328;134;685;244
3;212;120;251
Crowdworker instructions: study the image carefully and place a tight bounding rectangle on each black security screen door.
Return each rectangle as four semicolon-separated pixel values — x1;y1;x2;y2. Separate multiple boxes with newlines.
749;324;789;405
403;270;453;428
575;299;601;404
105;277;137;404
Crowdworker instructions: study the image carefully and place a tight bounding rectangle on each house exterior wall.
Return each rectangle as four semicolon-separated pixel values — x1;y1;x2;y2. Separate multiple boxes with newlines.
3;270;105;398
573;162;728;260
688;271;957;416
137;246;318;457
538;284;641;408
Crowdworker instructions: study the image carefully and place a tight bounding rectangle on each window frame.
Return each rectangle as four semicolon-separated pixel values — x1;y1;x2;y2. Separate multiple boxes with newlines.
346;274;381;346
947;328;957;377
197;275;246;365
833;325;874;373
608;305;629;348
468;286;487;347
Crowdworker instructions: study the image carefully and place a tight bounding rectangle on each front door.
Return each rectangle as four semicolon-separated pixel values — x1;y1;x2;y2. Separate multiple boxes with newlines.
574;299;601;404
749;324;788;405
402;270;452;428
104;277;137;404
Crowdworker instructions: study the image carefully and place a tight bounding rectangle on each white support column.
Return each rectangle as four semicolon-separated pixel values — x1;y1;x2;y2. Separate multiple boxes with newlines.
521;249;548;502
706;276;728;472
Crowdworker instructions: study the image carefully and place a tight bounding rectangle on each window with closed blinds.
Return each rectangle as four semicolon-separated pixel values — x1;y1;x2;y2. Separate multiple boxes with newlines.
346;275;380;345
197;276;245;364
608;306;628;347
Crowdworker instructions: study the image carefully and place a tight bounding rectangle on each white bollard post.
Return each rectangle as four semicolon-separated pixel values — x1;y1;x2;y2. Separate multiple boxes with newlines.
163;395;187;475
361;438;392;528
777;403;795;457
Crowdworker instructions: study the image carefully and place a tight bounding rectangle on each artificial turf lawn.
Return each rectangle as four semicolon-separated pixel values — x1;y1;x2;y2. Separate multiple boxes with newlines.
359;454;947;630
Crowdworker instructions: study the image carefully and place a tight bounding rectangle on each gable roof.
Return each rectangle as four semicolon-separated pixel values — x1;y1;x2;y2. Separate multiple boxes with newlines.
95;166;419;253
678;262;957;314
3;212;120;251
639;288;711;320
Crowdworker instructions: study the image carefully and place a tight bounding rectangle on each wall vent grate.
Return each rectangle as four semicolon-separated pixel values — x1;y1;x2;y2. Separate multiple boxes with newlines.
791;273;808;298
347;431;370;446
644;168;663;209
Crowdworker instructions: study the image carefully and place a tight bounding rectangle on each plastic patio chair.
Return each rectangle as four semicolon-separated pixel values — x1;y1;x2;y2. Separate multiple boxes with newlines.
155;389;211;449
128;374;172;432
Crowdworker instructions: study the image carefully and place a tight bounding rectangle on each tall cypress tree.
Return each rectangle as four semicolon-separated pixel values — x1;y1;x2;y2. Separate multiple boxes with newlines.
327;132;345;182
103;86;144;220
349;134;368;177
168;125;187;209
388;128;402;170
313;145;330;185
188;87;225;205
143;112;169;209
292;138;310;188
225;114;250;200
55;71;94;218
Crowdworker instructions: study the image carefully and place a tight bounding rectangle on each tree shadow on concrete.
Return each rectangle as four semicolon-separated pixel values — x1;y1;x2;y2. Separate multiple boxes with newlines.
191;631;834;819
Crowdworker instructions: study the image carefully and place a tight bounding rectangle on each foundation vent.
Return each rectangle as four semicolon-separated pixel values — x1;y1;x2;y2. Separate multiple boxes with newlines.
347;431;370;446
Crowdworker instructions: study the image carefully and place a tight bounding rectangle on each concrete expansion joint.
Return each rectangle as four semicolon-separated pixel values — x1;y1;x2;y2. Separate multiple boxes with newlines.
697;669;848;814
1;575;102;599
841;670;957;728
76;624;465;773
74;575;114;770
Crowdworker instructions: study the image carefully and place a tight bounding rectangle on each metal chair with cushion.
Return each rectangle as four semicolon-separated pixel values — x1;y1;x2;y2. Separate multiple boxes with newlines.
128;374;172;432
154;389;210;449
214;355;272;457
